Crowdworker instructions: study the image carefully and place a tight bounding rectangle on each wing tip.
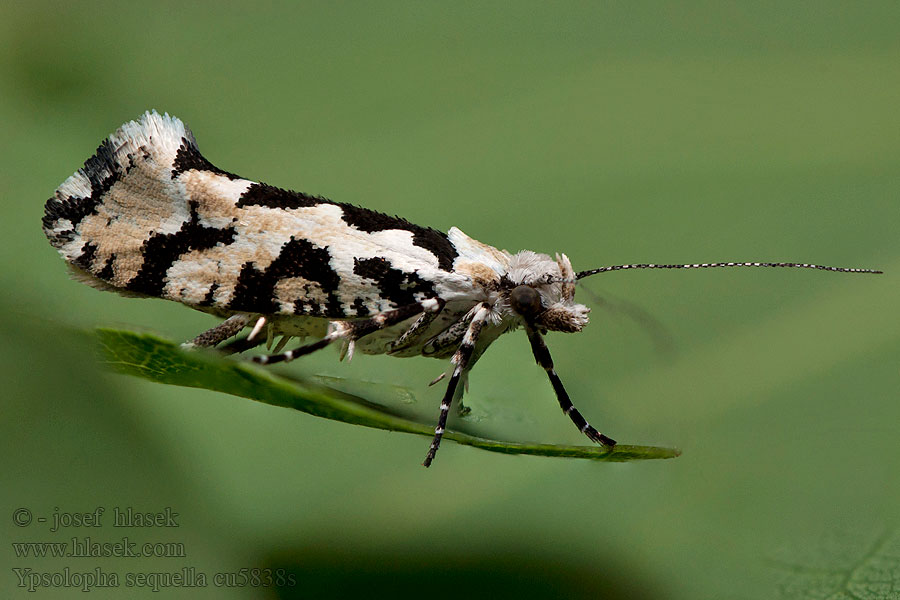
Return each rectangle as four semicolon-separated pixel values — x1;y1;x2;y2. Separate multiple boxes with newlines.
43;110;196;249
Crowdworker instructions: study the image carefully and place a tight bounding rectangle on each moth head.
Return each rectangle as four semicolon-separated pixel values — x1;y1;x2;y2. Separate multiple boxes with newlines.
505;251;590;332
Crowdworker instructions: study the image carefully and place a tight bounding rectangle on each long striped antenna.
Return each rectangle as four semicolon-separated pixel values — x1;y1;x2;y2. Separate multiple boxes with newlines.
576;261;883;280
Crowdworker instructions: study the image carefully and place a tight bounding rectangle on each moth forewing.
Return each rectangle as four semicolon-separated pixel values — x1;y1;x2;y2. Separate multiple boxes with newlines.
43;111;883;467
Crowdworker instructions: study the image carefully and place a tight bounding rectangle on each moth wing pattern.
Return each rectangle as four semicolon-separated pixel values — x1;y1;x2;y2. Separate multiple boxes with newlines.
46;110;877;466
38;111;632;465
42;111;488;353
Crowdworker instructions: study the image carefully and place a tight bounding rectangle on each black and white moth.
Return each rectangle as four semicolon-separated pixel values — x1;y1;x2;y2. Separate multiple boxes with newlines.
42;111;882;466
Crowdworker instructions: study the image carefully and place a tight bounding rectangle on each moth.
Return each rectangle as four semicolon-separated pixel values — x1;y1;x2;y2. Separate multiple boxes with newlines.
42;111;882;466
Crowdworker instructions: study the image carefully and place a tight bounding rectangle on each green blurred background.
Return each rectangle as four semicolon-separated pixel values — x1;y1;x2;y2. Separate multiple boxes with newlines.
2;2;898;598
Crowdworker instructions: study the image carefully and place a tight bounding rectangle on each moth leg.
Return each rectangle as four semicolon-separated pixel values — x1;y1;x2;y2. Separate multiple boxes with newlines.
183;314;251;348
221;332;296;356
457;373;472;416
388;298;446;354
253;299;442;365
524;324;616;447
427;368;471;416
422;317;469;357
423;303;491;467
219;333;267;355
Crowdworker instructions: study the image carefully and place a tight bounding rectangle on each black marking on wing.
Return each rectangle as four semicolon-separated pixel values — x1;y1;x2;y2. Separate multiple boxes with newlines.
43;138;125;244
96;254;116;281
294;297;325;317
353;257;436;307
351;297;371;317
81;138;123;206
229;237;343;316
171;138;240;180
235;182;459;272
126;201;237;297
235;182;327;210
340;204;458;272
199;283;219;307
72;242;99;272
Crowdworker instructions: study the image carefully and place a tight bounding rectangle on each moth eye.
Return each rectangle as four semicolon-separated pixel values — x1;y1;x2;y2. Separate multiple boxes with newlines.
509;285;542;317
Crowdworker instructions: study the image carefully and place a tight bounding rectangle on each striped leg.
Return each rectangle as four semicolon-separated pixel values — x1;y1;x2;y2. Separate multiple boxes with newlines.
218;333;268;355
525;324;616;447
422;316;469;358
388;298;446;353
185;314;251;348
253;299;441;365
423;303;491;467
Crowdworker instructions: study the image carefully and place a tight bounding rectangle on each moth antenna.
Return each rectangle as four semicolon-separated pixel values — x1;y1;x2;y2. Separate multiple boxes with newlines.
576;261;883;280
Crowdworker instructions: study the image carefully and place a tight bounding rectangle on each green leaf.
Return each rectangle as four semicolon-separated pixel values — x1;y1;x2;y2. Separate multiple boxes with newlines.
767;527;900;599
94;328;680;463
